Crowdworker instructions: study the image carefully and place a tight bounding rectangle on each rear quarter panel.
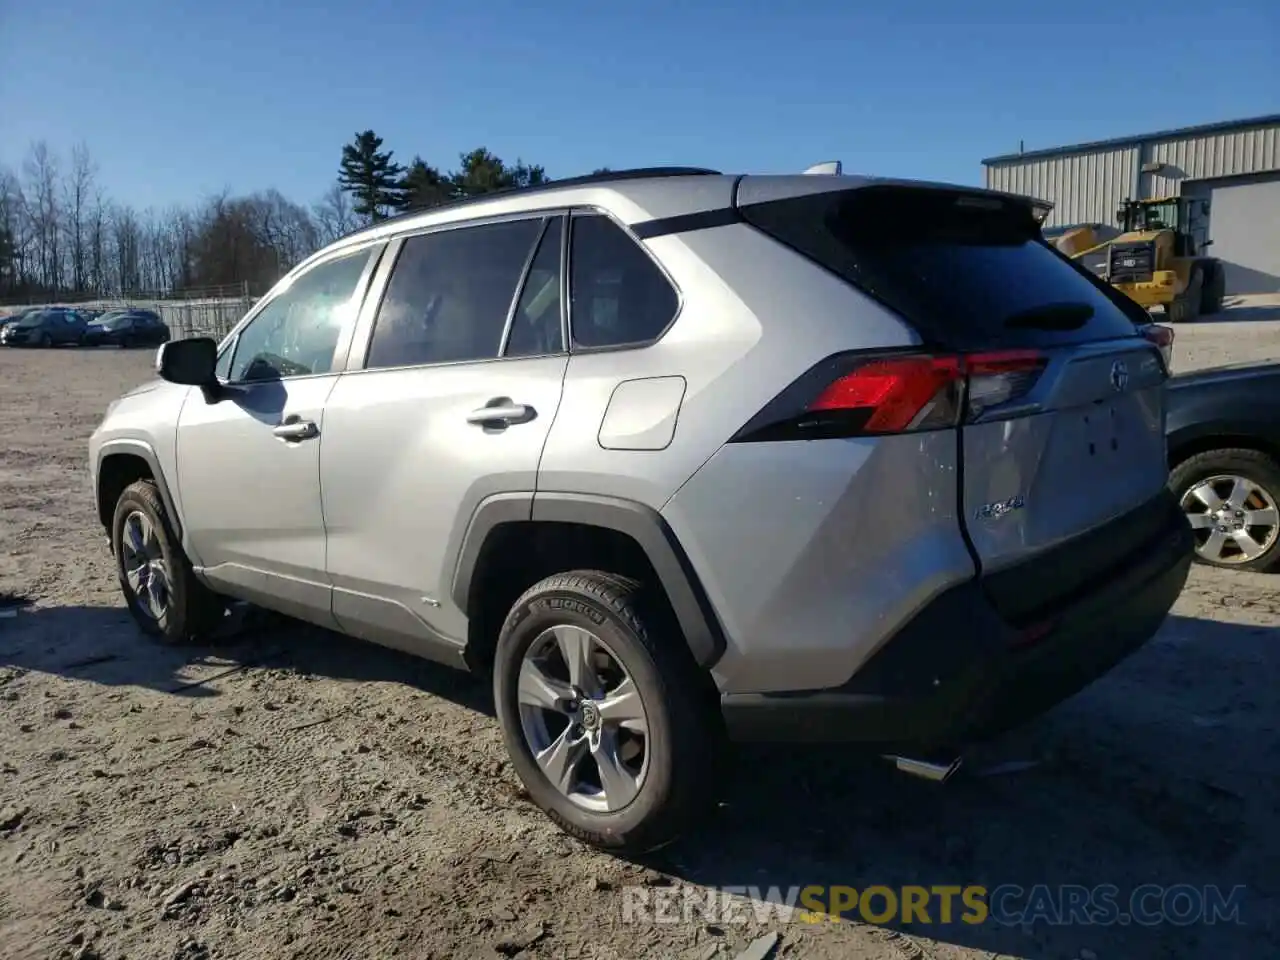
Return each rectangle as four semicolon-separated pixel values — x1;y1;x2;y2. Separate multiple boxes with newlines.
661;431;975;695
537;219;919;508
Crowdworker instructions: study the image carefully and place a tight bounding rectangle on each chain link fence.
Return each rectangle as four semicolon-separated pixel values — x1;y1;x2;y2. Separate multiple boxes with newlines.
1;284;257;341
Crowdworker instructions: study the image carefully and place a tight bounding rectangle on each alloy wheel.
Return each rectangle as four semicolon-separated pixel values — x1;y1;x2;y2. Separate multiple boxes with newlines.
120;510;171;619
516;624;650;812
1181;474;1280;564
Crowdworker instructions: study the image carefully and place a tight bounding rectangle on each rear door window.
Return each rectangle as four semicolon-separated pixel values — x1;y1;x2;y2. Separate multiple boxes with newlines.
365;218;544;369
739;186;1145;350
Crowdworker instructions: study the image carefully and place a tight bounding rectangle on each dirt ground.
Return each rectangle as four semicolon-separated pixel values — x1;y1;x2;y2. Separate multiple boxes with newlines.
2;300;1279;960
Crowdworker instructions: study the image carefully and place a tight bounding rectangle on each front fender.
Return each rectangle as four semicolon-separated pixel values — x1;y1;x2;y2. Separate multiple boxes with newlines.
94;438;186;544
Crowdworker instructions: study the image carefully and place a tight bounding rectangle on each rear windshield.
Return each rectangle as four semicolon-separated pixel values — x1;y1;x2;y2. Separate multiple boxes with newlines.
739;185;1147;350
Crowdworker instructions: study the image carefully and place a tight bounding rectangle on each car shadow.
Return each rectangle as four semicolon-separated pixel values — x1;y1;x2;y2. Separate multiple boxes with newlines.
0;600;492;714
1195;302;1280;324
2;603;1272;957
634;614;1278;959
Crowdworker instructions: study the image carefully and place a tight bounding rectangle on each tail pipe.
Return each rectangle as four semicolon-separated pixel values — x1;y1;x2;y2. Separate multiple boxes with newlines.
885;754;963;783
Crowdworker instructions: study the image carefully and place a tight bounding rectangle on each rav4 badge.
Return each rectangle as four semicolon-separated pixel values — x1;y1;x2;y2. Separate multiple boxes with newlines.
974;495;1026;521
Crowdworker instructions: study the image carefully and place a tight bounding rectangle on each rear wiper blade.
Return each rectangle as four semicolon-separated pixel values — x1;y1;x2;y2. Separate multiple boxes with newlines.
1003;302;1095;330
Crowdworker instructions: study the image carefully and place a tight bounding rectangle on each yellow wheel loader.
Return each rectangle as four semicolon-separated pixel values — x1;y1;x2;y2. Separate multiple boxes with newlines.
1046;197;1225;322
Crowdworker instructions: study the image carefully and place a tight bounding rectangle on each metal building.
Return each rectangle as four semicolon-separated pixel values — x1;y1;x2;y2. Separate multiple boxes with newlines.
983;115;1280;294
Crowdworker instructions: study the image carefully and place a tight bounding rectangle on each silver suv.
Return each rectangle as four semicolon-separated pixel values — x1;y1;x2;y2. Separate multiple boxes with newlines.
90;167;1193;852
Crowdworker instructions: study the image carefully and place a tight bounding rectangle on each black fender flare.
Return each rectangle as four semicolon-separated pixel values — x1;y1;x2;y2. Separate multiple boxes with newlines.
450;491;727;669
95;439;185;542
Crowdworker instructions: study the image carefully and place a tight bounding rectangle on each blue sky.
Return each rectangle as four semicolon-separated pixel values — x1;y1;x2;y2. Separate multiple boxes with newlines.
2;0;1276;212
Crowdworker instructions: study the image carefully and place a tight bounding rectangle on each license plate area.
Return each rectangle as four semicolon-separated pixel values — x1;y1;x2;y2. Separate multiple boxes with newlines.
1079;400;1124;458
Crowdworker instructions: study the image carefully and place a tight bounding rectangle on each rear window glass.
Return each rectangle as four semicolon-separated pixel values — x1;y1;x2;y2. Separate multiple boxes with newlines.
740;186;1145;350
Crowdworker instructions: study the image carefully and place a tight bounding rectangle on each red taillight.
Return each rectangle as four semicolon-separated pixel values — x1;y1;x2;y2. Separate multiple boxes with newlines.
1140;323;1174;367
1141;324;1174;349
964;350;1047;418
804;350;1046;435
808;355;962;433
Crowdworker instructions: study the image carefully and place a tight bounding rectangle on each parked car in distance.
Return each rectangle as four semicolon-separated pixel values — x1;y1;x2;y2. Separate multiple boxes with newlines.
1167;361;1280;571
81;309;171;348
90;166;1193;853
0;307;40;331
0;307;88;346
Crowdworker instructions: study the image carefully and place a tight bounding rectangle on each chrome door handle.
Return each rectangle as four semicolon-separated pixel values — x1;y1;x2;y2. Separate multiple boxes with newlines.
273;419;319;442
466;401;535;427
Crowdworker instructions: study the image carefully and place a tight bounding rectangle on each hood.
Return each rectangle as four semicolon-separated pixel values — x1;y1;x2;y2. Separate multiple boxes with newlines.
1112;229;1165;245
119;379;163;400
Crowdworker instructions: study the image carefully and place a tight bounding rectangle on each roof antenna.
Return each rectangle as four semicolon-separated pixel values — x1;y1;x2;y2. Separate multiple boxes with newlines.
803;161;842;175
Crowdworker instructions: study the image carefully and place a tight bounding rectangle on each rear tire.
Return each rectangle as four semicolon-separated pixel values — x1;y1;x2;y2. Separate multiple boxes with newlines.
493;570;725;853
1167;269;1204;324
1200;262;1226;315
1170;448;1280;572
111;479;226;643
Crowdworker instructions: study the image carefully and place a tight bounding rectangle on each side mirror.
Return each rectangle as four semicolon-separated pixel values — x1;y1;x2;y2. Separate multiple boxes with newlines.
156;337;217;386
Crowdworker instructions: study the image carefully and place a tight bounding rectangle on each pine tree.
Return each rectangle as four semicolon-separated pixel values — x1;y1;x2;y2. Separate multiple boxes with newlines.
397;157;451;212
338;131;404;223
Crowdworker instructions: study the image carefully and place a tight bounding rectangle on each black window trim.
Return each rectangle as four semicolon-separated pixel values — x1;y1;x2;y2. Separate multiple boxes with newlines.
497;215;560;359
564;206;684;355
216;240;384;385
347;209;567;375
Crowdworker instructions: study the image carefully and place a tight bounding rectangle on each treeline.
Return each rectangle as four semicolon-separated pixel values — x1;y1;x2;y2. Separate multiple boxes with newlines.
0;131;579;303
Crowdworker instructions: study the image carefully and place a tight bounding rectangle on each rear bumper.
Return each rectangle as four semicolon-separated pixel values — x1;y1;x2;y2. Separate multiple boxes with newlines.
721;490;1193;748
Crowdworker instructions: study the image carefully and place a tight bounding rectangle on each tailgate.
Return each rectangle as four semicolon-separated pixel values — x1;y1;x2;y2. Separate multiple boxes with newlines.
962;340;1167;572
738;181;1171;575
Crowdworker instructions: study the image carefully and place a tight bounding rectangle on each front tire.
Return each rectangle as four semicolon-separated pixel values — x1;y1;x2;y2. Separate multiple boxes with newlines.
493;571;724;853
111;479;226;643
1171;448;1280;571
1167;269;1204;324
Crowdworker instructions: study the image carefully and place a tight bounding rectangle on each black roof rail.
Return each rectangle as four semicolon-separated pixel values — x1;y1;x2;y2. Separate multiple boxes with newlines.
544;166;721;187
337;167;722;243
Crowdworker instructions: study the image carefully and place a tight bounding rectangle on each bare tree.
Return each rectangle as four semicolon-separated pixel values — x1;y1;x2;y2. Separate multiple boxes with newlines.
62;142;96;293
111;203;143;296
23;142;61;293
0;168;27;297
87;189;110;294
313;181;357;245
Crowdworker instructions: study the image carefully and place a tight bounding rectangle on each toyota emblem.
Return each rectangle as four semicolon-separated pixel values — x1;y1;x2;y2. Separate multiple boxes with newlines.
1110;359;1130;393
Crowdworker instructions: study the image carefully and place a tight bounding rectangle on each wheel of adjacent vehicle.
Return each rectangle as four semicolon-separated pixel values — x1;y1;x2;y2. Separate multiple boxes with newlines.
1183;268;1204;321
1171;448;1280;571
1200;263;1226;315
493;571;725;853
111;479;226;643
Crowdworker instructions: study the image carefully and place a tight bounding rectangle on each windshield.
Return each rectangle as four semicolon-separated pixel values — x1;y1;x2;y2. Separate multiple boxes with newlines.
15;312;50;329
99;314;135;330
1139;201;1178;230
